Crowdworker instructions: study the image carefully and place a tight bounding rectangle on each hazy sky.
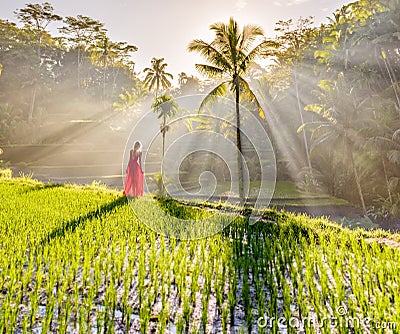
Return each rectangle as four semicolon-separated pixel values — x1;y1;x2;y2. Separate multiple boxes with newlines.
1;0;350;84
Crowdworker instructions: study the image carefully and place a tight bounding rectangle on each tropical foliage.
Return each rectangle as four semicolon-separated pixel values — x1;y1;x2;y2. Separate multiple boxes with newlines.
1;0;400;217
259;1;400;217
0;3;139;144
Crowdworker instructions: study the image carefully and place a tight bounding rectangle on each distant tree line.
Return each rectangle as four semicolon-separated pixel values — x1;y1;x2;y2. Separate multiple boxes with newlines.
0;2;140;144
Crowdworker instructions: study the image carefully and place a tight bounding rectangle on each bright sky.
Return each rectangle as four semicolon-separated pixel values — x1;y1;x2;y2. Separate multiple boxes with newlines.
1;0;350;84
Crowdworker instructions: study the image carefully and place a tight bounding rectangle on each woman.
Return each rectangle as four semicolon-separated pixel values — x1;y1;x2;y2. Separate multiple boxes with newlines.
123;141;144;197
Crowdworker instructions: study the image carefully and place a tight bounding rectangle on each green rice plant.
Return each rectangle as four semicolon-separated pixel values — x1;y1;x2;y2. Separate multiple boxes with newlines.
96;306;105;334
158;300;170;333
60;296;72;334
139;297;151;334
190;262;200;306
214;261;224;315
29;265;43;330
84;284;96;332
200;292;209;334
41;293;56;333
182;290;191;333
282;277;294;334
121;270;130;327
176;312;184;334
221;302;229;334
21;314;29;334
227;264;237;326
72;276;80;328
242;269;253;334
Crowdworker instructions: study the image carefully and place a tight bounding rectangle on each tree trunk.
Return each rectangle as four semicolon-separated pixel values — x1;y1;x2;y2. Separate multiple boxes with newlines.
328;148;335;196
382;156;393;204
29;85;37;122
349;147;367;215
77;47;81;89
162;112;166;196
103;67;106;101
294;70;313;178
235;82;244;203
112;67;120;96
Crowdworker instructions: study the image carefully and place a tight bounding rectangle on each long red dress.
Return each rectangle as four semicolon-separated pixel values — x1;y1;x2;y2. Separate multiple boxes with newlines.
123;150;144;197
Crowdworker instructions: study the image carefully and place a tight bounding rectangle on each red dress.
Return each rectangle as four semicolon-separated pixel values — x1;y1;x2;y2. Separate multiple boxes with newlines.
123;150;144;197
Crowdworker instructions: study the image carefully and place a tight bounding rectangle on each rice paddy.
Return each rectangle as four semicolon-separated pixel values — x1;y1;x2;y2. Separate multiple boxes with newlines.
0;176;399;333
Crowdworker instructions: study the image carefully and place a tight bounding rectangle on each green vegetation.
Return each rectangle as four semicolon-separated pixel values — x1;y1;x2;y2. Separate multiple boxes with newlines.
1;176;399;333
1;1;400;332
1;1;400;219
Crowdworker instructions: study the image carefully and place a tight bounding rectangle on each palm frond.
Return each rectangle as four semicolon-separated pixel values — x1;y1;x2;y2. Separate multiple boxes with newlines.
238;41;268;73
239;24;264;52
297;122;323;134
393;128;400;142
309;123;340;144
363;137;396;151
164;72;173;79
239;77;265;119
161;77;172;90
199;82;229;112
188;39;232;70
388;150;400;164
310;132;334;152
194;64;225;78
209;21;227;36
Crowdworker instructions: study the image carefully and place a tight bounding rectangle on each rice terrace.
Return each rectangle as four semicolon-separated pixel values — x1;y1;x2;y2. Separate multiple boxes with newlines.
1;0;400;333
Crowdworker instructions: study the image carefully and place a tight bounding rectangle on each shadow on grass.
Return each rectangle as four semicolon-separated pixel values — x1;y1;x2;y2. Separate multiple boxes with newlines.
40;196;127;247
18;182;63;195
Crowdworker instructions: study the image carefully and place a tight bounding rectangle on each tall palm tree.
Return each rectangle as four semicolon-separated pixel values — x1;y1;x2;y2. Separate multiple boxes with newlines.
143;58;173;97
188;17;274;201
151;94;178;159
152;94;178;195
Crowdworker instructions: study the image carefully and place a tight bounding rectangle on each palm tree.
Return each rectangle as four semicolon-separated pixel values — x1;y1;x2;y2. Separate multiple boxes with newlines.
143;58;173;97
178;72;188;86
152;94;178;159
188;17;274;202
151;94;178;195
